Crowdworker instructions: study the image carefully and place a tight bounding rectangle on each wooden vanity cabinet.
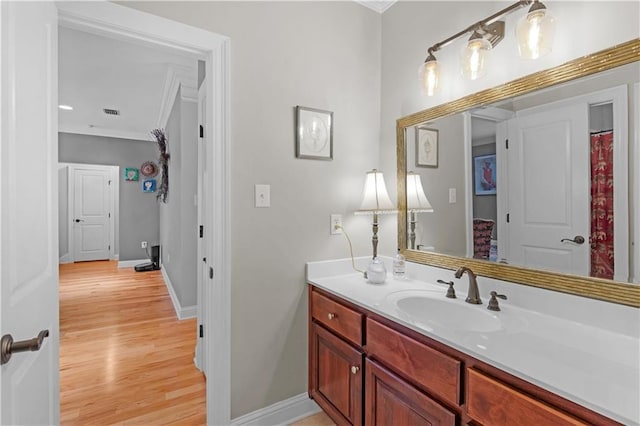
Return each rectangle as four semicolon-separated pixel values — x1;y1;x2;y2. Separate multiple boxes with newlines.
308;285;618;426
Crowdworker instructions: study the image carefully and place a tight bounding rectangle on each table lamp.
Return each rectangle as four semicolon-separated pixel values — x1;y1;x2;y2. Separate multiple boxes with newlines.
406;171;434;250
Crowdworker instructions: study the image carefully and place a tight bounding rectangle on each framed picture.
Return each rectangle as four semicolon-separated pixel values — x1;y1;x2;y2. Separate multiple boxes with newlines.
124;168;139;181
415;127;438;167
142;179;156;193
474;154;497;195
140;161;158;177
295;106;333;160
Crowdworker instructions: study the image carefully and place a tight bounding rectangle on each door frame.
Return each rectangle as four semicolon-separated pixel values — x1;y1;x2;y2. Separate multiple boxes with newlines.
62;163;118;263
56;3;231;423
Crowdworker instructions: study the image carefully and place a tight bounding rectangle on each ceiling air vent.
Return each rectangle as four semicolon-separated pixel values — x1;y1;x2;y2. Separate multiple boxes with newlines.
103;108;120;116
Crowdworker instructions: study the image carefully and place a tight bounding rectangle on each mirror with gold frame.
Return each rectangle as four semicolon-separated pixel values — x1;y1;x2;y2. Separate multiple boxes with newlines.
397;39;640;308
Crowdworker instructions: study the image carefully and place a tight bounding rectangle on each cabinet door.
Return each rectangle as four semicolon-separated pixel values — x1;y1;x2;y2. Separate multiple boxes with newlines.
365;359;456;426
310;323;363;425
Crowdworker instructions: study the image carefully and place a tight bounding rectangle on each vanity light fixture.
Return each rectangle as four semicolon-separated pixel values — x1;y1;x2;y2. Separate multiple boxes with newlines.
419;0;555;94
355;169;397;283
406;172;433;250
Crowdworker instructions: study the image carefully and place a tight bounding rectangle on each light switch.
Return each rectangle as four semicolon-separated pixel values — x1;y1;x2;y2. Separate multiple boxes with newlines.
449;188;456;204
255;184;270;208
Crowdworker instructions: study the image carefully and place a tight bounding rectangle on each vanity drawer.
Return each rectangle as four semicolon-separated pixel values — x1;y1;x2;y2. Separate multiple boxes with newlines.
467;368;587;426
366;318;461;406
312;290;363;346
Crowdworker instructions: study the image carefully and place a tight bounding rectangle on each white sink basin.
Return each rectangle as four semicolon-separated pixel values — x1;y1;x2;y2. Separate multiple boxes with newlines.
387;290;503;333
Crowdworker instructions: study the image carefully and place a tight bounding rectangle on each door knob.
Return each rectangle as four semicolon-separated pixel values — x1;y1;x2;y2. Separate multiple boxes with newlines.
351;366;359;374
560;235;585;245
1;330;49;365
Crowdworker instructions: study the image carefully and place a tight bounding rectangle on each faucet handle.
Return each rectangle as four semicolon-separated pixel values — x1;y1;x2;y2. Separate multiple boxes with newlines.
487;291;507;311
437;279;456;299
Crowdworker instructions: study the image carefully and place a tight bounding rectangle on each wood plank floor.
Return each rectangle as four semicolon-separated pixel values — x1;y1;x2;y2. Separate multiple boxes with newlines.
59;260;205;425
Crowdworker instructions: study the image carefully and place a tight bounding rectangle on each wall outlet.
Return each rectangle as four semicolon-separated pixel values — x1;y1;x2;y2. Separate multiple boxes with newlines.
449;188;457;204
255;184;271;208
330;214;343;235
141;241;148;249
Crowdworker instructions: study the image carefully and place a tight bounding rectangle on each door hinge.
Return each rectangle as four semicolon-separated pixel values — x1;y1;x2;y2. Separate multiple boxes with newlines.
506;213;510;223
199;225;204;238
505;139;509;149
108;212;111;218
209;267;214;279
199;324;204;338
108;245;111;250
202;257;206;263
199;125;204;138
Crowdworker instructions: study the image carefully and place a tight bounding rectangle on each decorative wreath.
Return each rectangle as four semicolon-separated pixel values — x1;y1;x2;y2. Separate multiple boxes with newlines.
140;161;158;177
151;129;170;203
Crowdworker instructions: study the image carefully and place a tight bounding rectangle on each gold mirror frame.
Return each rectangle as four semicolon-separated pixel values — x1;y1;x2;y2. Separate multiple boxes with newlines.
397;39;640;308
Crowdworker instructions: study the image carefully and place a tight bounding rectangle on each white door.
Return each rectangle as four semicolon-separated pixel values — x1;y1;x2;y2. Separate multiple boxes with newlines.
0;2;60;424
72;167;111;261
506;103;590;275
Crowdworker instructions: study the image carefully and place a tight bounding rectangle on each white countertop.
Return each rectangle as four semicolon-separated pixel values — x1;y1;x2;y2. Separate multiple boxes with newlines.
306;257;640;425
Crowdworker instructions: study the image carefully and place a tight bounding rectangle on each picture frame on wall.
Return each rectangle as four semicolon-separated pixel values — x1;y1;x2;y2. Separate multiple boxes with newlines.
474;154;497;195
124;167;139;181
295;106;333;160
142;179;157;193
415;127;438;168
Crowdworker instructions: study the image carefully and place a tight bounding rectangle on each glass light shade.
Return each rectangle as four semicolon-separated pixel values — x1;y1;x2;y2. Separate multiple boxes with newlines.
461;36;492;81
356;169;396;214
418;56;439;96
516;5;556;59
406;172;434;212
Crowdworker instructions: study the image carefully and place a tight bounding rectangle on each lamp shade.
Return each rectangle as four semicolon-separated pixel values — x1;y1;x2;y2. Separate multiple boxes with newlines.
516;1;555;59
461;33;492;81
406;172;434;212
356;169;396;214
418;53;439;96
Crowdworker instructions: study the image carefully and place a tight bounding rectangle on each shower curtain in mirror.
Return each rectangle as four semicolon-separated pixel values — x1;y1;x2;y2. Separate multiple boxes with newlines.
590;130;614;279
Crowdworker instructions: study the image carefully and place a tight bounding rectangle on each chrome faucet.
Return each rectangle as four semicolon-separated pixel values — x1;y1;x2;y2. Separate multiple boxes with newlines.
454;267;482;304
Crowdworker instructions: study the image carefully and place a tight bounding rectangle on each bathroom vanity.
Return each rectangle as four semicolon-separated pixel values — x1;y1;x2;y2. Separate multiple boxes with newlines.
307;258;639;426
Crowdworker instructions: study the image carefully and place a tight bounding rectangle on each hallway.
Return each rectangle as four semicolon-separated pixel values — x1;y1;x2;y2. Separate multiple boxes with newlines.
59;261;205;425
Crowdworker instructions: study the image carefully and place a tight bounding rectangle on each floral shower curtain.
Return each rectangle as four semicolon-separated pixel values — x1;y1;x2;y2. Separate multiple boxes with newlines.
590;130;614;279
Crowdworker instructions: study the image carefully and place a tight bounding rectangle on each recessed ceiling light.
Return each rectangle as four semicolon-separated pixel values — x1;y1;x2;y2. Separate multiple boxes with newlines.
58;105;73;111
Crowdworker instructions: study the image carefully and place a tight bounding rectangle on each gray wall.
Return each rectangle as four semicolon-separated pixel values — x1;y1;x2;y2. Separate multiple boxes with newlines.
58;165;69;258
123;1;381;418
59;133;160;261
160;88;198;308
407;114;467;256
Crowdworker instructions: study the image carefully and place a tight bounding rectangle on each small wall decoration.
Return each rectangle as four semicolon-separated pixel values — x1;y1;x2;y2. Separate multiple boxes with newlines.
140;161;158;177
142;179;156;193
151;129;170;203
124;168;139;181
295;106;333;160
415;127;438;168
474;154;497;195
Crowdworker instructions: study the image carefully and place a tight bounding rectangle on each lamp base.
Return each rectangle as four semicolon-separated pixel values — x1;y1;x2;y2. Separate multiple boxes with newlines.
366;257;387;284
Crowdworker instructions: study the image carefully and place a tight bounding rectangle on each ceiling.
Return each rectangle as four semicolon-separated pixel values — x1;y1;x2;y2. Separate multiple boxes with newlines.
58;26;197;141
355;0;397;13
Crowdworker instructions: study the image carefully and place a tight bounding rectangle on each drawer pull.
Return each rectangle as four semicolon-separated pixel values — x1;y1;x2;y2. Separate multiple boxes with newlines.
327;313;336;320
351;365;360;374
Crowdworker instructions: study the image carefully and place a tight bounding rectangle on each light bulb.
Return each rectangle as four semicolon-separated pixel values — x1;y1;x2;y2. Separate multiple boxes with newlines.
461;34;491;81
418;54;439;96
516;2;556;59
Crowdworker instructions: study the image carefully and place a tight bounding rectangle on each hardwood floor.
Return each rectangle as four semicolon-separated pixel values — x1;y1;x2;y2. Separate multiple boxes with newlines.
290;411;335;426
59;260;205;425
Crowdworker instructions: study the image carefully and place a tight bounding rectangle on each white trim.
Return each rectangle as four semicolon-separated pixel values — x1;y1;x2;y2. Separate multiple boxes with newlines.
56;4;233;423
633;82;640;284
59;253;72;264
157;65;198;129
462;112;473;258
230;393;320;426
59;123;151;142
160;266;197;320
353;0;396;14
117;259;148;268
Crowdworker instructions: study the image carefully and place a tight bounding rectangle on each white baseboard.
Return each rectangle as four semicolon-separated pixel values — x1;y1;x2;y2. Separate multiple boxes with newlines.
160;266;197;320
59;253;72;264
231;393;321;426
118;259;148;268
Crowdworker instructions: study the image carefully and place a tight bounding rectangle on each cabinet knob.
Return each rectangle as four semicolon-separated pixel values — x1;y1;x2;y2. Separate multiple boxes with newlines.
351;366;359;374
327;313;336;320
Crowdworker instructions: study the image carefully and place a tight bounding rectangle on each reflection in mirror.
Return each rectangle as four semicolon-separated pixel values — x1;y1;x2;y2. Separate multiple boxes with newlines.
404;61;639;284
